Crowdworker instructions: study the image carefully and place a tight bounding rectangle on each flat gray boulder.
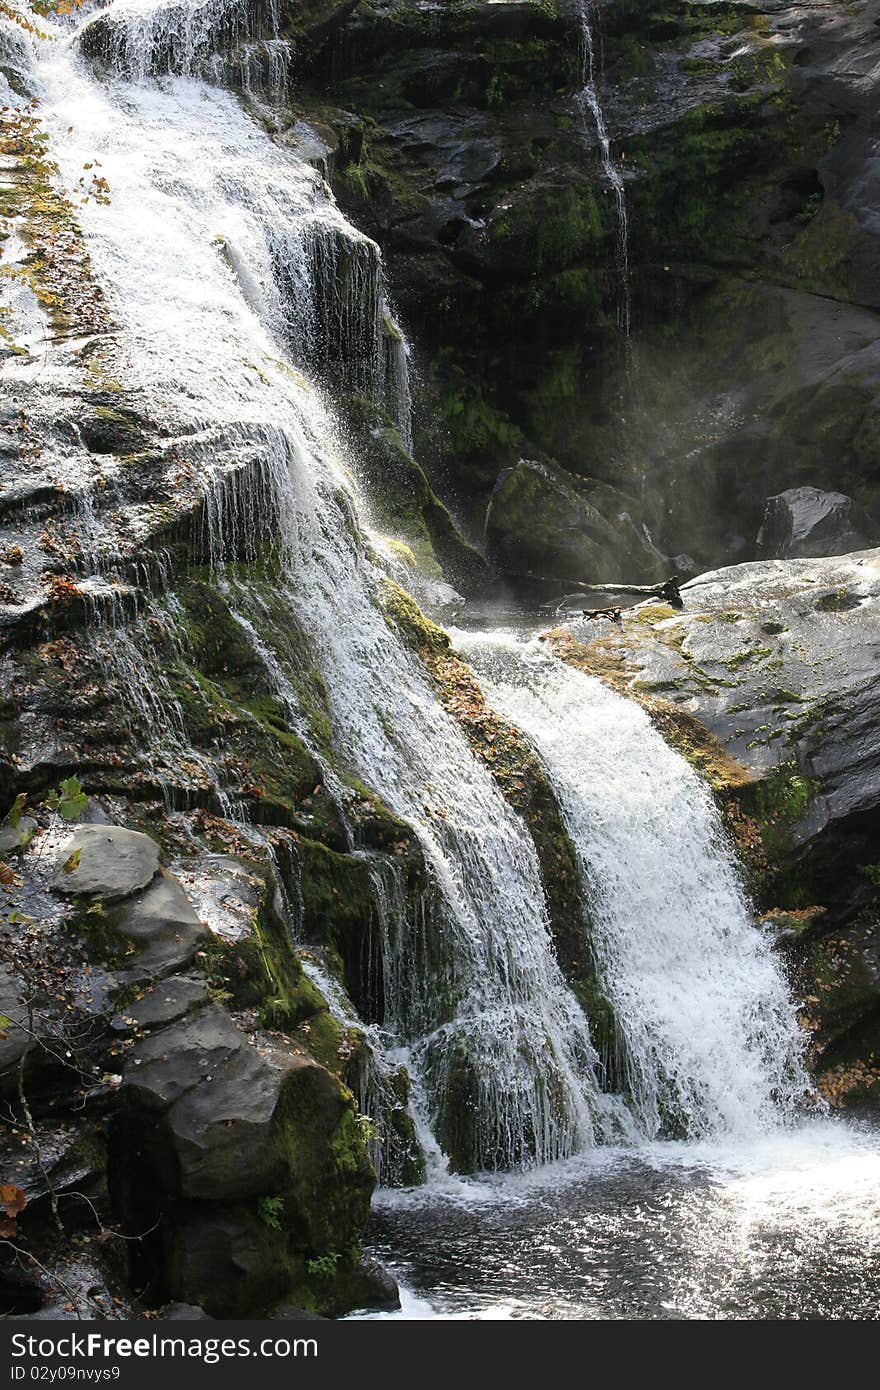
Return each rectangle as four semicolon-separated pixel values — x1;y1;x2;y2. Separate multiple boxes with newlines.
113;976;208;1033
54;825;160;900
558;548;880;846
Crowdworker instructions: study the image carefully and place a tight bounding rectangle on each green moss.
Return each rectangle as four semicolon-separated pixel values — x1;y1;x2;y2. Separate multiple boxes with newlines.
380;578;450;656
210;864;327;1031
158;578;345;829
490;182;605;275
724;763;823;907
634;603;678;625
750;766;820;830
274;1064;374;1259
435;364;524;465
0;103;108;340
627;87;789;263
573;973;627;1093
344;394;486;590
69;899;139;969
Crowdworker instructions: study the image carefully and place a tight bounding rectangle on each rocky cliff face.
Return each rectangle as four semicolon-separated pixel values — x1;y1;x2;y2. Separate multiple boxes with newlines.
294;0;880;576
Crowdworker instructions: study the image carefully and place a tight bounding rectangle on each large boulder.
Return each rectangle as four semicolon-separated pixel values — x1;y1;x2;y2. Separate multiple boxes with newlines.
485;458;666;583
164;1207;295;1320
54;825;160;900
756;487;876;559
121;1003;375;1237
123;1006;302;1200
118;1004;379;1315
112;871;207;978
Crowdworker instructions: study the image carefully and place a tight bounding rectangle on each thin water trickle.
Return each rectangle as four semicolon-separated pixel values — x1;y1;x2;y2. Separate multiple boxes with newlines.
575;0;631;335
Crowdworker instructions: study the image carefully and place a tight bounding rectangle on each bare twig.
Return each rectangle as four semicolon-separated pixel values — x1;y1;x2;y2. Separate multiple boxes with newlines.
16;1004;64;1237
0;1238;82;1319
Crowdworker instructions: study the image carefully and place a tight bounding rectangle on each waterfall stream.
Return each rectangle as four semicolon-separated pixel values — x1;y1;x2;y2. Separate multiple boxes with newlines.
5;0;812;1185
454;629;810;1141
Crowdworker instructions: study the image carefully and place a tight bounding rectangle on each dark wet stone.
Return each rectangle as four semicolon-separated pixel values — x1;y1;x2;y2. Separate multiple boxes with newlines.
757;487;877;559
111;975;209;1033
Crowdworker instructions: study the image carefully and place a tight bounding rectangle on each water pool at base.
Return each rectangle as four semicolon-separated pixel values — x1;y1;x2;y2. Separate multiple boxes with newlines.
352;1121;880;1320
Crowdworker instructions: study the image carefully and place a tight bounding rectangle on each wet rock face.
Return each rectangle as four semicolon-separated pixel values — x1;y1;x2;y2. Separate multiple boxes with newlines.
2;811;388;1319
77;0;358;78
0;964;32;1092
485;457;667;583
302;0;880;578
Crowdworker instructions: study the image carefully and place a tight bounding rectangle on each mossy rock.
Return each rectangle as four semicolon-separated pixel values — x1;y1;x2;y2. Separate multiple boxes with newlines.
344;394;488;590
207;856;328;1033
794;916;880;1115
273;1059;375;1257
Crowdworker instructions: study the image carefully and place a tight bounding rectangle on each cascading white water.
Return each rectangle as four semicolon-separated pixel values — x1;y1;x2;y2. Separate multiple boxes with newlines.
70;0;414;438
575;0;631;335
4;0;814;1181
455;628;811;1141
8;1;623;1172
77;0;278;82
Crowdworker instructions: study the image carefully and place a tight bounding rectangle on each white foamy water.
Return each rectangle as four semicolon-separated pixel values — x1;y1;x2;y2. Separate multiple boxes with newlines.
76;0;277;81
454;629;810;1141
352;1120;880;1318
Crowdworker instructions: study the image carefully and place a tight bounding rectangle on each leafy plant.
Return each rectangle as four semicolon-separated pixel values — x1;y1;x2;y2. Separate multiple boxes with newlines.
355;1112;378;1142
306;1251;341;1279
43;776;89;821
1;778;89;885
257;1195;285;1231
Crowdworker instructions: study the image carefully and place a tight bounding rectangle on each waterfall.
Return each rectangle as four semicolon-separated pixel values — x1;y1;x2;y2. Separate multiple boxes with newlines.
5;0;811;1183
455;629;811;1141
11;0;617;1173
575;0;631;335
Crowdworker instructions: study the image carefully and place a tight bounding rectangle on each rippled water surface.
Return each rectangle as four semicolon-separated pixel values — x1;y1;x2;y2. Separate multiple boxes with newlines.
353;1123;880;1319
